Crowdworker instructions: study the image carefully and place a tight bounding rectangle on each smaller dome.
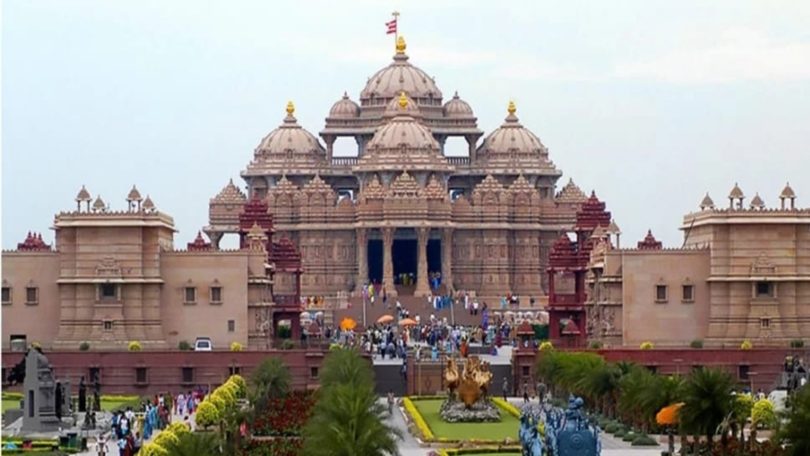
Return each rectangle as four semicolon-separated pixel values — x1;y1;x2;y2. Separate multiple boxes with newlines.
255;102;325;159
383;92;421;118
728;182;744;199
750;193;765;209
92;195;106;212
700;193;715;210
443;92;474;118
75;185;92;202
328;92;360;118
142;195;156;212
479;101;548;160
780;182;796;199
127;185;142;202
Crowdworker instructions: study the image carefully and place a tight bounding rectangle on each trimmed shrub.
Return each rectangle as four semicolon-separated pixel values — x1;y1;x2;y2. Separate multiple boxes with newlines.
790;339;805;348
195;401;220;428
740;340;753;350
640;341;654;350
614;429;626;438
230;341;244;352
690;339;703;349
622;431;636;442
178;340;191;351
79;342;90;351
281;339;295;350
538;341;554;351
632;434;659;446
228;374;247;398
604;423;620;434
128;341;142;351
589;341;603;349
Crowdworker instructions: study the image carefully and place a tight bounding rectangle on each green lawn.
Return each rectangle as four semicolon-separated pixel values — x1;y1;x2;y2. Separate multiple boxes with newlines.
411;399;520;441
2;396;141;413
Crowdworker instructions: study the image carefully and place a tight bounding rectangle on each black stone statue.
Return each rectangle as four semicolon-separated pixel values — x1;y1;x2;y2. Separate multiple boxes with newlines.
78;376;87;412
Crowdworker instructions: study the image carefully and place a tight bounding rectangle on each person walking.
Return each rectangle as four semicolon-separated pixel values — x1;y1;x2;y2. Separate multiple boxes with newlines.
502;377;509;401
387;390;395;415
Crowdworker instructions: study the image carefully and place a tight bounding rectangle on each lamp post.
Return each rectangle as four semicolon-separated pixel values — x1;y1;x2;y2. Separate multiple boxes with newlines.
674;358;684;376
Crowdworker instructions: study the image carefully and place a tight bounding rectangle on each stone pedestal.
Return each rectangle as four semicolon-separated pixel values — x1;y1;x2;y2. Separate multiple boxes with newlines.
22;349;61;432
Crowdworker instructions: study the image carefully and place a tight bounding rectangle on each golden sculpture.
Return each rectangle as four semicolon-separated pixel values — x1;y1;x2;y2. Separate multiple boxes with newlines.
445;355;493;407
286;100;295;116
396;36;406;54
399;91;409;109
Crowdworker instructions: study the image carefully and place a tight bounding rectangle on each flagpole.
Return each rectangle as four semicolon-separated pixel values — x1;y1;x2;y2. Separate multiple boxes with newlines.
392;11;400;47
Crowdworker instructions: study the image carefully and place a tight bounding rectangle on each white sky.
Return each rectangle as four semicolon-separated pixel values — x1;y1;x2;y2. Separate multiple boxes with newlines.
3;0;810;249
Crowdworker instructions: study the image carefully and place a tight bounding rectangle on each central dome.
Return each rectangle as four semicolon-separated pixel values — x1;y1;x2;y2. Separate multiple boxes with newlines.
359;37;443;105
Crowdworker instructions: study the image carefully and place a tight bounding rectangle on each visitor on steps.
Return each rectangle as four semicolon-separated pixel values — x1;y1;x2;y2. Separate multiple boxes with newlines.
388;390;395;415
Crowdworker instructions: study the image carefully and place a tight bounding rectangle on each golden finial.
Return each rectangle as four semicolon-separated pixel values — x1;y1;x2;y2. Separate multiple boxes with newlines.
286;101;295;116
398;91;408;109
396;36;406;54
507;100;516;115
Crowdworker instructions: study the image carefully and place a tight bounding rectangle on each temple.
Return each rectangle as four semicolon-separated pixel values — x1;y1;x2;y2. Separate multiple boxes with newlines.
205;37;583;302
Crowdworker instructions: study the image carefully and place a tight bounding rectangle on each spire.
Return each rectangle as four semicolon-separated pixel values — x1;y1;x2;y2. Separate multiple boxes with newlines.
637;229;663;250
700;193;715;210
750;193;765;210
92;195;106;212
396;35;406;54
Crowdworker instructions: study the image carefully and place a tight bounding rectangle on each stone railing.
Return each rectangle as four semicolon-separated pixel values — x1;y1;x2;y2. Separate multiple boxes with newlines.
446;157;471;166
330;157;358;167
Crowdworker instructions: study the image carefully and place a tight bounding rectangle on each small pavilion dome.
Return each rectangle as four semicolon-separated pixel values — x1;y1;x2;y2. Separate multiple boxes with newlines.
328;92;360;118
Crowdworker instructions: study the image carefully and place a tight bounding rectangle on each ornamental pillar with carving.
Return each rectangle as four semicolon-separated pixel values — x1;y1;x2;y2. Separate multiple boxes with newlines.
441;228;454;293
415;227;430;297
324;135;335;163
355;228;368;292
382;227;397;296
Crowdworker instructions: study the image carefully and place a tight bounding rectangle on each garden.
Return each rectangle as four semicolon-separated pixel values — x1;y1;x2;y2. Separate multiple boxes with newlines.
536;349;810;456
404;396;522;444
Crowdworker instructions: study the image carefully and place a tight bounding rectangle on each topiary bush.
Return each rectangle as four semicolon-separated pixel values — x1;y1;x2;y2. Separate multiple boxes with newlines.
195;401;220;429
614;429;626;438
741;340;753;350
230;341;244;352
604;423;620;434
128;341;142;351
589;341;603;349
632;434;659;446
690;339;703;349
79;342;90;351
538;341;554;351
640;341;654;350
623;431;636;441
790;339;805;348
178;340;191;351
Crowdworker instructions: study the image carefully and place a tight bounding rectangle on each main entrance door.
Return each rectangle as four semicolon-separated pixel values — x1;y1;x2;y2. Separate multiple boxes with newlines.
368;239;382;284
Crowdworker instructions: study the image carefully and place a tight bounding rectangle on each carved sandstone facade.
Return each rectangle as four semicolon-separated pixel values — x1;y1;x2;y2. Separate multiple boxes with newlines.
205;38;588;300
584;184;810;347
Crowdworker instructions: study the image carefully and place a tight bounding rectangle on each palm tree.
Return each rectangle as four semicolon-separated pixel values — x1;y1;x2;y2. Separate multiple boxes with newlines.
250;357;291;414
678;367;735;449
162;431;222;456
302;348;401;456
318;346;375;389
779;385;810;456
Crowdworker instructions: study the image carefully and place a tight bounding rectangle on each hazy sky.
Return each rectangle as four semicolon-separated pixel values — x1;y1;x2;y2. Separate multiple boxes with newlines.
3;0;809;249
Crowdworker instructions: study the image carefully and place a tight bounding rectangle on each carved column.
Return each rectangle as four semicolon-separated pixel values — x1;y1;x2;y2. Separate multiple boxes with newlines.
415;227;430;297
324;136;335;163
355;228;368;292
441;228;454;293
382;227;397;295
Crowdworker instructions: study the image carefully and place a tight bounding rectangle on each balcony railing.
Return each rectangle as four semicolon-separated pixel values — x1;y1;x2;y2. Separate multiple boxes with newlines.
330;157;358;166
446;157;471;166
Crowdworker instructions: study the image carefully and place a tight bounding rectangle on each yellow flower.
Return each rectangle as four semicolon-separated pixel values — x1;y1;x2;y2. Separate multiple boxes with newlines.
640;341;654;350
741;340;753;350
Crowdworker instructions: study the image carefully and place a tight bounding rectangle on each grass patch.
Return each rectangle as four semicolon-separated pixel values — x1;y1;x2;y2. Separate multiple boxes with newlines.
410;399;520;442
3;399;21;413
2;395;140;413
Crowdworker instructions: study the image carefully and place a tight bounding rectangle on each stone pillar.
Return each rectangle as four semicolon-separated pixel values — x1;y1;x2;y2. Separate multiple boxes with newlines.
467;135;476;162
415;227;430;297
382;227;396;295
441;228;454;293
207;231;223;250
324;136;335;163
355;228;368;292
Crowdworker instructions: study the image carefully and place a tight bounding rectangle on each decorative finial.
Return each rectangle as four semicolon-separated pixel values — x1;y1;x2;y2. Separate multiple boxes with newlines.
398;91;408;109
396;36;406;54
507;100;516;115
286;101;295;116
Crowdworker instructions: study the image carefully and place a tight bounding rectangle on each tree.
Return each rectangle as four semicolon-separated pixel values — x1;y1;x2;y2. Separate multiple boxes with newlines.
250;357;291;414
678;367;735;448
779;385;810;456
302;348;401;456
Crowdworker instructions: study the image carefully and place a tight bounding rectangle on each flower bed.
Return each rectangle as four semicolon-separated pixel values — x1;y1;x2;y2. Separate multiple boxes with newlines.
250;391;316;437
239;437;303;456
403;397;521;445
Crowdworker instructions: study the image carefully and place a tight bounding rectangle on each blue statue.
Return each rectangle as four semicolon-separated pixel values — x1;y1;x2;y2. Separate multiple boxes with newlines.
548;395;600;456
518;409;543;456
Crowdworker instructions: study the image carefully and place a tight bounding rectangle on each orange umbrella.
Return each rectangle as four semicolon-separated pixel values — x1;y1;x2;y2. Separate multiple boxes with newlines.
656;402;684;426
398;318;417;327
339;317;357;331
377;314;394;324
